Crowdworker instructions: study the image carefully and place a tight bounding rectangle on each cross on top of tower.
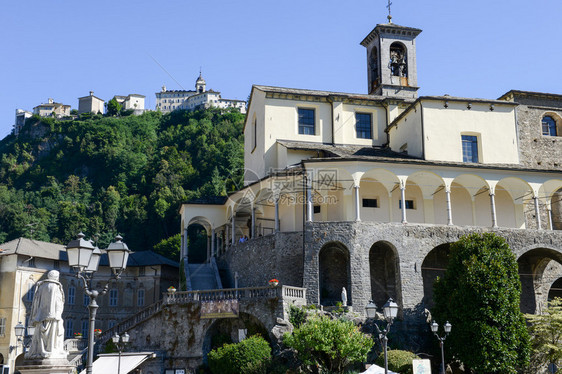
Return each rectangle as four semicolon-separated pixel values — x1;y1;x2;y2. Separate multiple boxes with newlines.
386;0;393;23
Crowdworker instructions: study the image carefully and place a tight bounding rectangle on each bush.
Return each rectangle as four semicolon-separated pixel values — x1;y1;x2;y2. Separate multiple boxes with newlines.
288;304;307;328
208;335;271;374
283;315;373;373
374;350;418;374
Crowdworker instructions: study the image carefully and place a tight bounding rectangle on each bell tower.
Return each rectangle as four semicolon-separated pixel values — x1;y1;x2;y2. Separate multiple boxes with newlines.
360;21;422;99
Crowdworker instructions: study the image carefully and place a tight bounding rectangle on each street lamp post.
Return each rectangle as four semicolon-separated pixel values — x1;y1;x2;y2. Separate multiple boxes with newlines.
11;322;34;366
431;321;452;374
365;298;399;374
66;233;131;374
112;332;130;374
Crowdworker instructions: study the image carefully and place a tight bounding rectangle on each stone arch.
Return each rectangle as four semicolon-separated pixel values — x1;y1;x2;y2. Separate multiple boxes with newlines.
421;243;452;308
406;171;445;224
187;216;213;263
496;177;532;228
319;242;351;306
539;179;562;230
369;241;402;308
549;278;562;300
359;168;400;223
517;247;562;313
201;312;270;361
451;174;491;226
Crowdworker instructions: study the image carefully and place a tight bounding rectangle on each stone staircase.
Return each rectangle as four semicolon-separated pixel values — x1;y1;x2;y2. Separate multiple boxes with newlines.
188;261;222;290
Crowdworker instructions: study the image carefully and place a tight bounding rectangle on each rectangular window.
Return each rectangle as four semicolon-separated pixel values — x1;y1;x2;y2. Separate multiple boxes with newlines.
0;318;5;336
81;320;88;337
54;260;60;269
83;293;90;306
399;200;415;210
461;135;479;163
362;198;378;208
298;108;315;135
68;286;75;305
137;289;145;307
313;206;321;214
65;319;73;338
109;289;118;307
355;113;372;139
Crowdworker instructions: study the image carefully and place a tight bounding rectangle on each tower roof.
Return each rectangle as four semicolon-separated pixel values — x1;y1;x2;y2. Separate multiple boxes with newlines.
196;73;206;85
360;23;422;47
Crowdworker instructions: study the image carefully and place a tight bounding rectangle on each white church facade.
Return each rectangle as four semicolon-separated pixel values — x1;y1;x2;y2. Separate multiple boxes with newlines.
180;20;562;328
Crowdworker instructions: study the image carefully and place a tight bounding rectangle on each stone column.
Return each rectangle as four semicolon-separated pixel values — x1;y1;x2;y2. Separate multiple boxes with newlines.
534;196;542;230
548;207;553;230
489;193;498;228
471;197;477;226
206;235;211;262
354;185;361;222
274;196;280;232
306;186;313;222
446;188;453;225
211;228;215;257
231;216;235;245
400;185;407;224
251;207;256;238
225;224;230;249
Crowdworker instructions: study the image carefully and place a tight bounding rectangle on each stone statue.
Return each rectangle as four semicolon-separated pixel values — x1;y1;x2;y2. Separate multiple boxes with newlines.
26;270;67;360
341;287;348;307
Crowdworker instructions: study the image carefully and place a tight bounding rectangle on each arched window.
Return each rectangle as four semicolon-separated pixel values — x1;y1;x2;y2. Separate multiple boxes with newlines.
389;42;407;77
542;116;557;136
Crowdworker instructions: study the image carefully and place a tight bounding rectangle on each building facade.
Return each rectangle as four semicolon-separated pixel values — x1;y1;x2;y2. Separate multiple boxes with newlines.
113;94;146;113
13;109;33;136
32;98;71;118
155;74;246;114
0;237;178;370
78;91;105;114
180;21;562;340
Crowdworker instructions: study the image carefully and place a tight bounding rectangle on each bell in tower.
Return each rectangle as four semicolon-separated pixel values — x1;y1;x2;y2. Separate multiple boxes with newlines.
361;21;422;99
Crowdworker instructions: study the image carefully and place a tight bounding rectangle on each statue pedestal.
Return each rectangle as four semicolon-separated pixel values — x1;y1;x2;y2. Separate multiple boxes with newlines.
17;358;74;374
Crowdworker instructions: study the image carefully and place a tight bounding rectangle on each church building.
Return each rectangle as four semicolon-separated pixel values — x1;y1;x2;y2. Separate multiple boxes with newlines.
180;18;562;332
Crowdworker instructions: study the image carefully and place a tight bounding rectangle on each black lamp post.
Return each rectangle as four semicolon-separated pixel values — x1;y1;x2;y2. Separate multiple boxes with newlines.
112;332;130;374
431;320;452;374
66;233;132;374
365;298;399;374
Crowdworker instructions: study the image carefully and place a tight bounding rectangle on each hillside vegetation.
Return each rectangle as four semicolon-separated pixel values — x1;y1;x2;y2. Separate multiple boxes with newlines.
0;109;245;257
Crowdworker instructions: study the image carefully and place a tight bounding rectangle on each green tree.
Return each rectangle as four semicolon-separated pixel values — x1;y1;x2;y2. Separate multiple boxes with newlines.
106;98;122;116
283;315;373;373
153;233;181;260
208;335;271;374
525;298;562;373
433;233;530;373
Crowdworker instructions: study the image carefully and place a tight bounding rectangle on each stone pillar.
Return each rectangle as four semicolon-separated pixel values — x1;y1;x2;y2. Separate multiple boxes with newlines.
446;188;453;225
225;225;230;249
251;207;256;238
471;197;477;226
274;196;280;232
490;193;498;228
211;228;215;257
548;208;553;230
306;186;313;222
534;196;542;230
231;216;235;245
206;235;211;262
354;185;361;222
400;185;407;224
183;228;188;261
387;192;393;222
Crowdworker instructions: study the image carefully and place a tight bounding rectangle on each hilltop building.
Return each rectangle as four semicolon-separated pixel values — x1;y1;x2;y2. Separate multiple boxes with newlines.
179;20;562;346
113;94;146;114
155;73;246;114
0;237;178;371
78;91;105;114
33;98;71;118
13;109;32;136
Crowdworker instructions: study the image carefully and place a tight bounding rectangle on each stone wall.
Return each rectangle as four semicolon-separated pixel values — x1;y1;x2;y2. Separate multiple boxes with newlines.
112;297;286;374
515;104;562;170
217;232;304;289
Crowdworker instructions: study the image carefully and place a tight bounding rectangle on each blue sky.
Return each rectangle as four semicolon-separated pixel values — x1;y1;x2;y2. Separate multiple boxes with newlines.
1;0;561;138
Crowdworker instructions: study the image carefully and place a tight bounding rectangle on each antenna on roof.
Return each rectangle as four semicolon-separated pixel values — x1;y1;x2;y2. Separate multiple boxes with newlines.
386;0;393;23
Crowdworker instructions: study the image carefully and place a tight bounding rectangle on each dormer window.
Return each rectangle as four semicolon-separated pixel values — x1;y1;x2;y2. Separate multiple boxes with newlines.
542;116;557;136
355;113;372;139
